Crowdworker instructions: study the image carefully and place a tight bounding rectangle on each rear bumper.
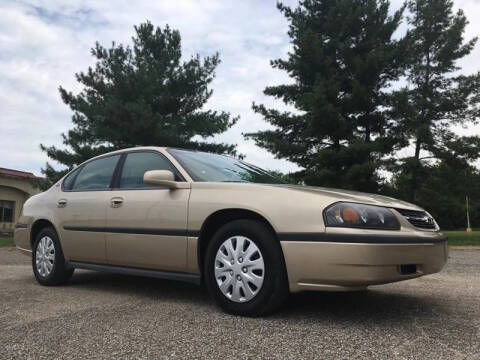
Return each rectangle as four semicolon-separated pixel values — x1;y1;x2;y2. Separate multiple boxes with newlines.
14;223;31;256
280;235;448;292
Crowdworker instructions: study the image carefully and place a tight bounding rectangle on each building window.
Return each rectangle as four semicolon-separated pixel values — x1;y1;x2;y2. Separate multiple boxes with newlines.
0;200;15;223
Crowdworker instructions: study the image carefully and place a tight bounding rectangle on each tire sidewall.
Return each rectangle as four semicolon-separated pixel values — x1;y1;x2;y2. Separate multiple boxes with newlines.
204;219;287;315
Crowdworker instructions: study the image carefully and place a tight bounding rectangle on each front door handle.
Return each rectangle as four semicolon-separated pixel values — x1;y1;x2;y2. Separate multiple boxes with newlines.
57;199;67;208
110;197;124;208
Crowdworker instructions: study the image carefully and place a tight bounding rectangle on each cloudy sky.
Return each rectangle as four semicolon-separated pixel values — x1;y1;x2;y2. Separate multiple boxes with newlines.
1;0;479;176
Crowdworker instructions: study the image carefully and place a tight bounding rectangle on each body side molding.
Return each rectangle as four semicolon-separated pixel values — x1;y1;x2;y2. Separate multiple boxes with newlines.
66;261;201;285
278;232;448;244
63;225;200;237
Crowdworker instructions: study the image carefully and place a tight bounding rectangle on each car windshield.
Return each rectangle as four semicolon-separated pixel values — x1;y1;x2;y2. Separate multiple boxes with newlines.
168;149;285;184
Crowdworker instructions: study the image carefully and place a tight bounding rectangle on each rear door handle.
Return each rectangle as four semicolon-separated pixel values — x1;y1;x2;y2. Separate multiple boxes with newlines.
110;197;124;208
57;199;67;208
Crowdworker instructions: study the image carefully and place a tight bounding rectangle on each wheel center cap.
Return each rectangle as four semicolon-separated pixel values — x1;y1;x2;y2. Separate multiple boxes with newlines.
232;262;243;275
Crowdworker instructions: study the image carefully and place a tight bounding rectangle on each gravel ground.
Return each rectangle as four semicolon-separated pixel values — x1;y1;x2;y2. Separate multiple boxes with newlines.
0;248;479;360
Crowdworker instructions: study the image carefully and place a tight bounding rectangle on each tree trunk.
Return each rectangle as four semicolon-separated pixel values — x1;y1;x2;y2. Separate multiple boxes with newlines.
410;138;422;202
365;125;371;143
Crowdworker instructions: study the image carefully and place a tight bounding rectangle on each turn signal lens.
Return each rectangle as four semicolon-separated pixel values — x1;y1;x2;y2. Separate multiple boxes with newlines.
324;202;400;230
341;207;360;222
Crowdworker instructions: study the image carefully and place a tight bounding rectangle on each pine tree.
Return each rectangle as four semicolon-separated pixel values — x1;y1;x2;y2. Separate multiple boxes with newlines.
245;0;405;192
41;22;238;186
392;0;480;201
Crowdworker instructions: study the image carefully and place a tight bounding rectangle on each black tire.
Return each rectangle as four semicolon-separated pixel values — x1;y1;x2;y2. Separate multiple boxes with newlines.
204;219;289;316
32;226;74;286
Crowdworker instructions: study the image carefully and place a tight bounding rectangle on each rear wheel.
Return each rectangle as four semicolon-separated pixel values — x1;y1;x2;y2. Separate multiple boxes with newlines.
204;219;288;316
32;227;74;286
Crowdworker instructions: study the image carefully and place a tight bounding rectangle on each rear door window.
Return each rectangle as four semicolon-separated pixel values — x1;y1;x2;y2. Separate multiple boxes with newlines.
71;155;120;190
62;167;81;190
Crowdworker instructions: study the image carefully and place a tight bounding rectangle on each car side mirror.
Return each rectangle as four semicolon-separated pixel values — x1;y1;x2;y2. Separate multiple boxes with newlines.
143;170;190;189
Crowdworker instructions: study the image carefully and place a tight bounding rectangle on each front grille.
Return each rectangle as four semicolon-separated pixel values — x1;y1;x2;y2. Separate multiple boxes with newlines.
395;208;437;229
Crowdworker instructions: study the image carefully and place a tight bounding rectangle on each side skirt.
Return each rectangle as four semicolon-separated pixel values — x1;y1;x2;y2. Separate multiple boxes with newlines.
66;261;201;285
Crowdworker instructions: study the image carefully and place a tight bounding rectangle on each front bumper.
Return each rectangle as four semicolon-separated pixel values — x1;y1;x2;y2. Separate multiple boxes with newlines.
280;234;448;292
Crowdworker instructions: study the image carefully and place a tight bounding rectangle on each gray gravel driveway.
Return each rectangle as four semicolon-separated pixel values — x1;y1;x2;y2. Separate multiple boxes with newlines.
0;248;479;359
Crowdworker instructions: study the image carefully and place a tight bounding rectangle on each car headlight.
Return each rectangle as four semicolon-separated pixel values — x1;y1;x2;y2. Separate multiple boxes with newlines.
324;202;400;230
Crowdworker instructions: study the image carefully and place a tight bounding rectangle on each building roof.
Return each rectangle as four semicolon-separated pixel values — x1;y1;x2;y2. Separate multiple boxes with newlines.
0;167;37;180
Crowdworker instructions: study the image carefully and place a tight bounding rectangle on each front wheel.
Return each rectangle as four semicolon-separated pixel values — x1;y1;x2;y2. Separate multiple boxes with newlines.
32;227;74;286
204;219;288;316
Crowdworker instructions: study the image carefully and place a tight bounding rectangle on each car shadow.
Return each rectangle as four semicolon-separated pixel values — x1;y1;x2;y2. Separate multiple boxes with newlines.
281;289;445;324
68;270;446;325
69;269;209;302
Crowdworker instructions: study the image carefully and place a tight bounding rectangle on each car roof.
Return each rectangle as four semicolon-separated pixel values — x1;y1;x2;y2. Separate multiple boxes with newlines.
92;146;205;158
88;146;196;159
101;146;167;156
74;147;163;166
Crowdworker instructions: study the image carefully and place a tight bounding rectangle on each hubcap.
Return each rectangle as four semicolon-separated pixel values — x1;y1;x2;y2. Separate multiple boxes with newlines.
35;236;55;277
214;236;265;303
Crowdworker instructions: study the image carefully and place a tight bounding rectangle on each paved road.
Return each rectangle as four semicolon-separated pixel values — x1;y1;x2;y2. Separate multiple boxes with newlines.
0;248;479;360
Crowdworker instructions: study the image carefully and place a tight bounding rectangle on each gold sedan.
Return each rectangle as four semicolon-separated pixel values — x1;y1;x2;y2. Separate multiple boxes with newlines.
14;147;447;316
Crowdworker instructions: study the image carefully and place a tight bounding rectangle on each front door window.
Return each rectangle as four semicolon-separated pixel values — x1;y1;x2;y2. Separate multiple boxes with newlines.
119;152;180;189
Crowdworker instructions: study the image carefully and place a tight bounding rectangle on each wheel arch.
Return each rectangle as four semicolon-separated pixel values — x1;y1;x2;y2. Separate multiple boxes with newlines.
196;208;280;277
30;219;58;249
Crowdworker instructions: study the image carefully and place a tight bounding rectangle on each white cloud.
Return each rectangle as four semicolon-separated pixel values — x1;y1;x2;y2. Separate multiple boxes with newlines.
0;0;479;176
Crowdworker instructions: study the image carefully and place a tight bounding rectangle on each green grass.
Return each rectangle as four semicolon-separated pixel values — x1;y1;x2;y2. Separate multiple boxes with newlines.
0;236;14;247
443;231;480;246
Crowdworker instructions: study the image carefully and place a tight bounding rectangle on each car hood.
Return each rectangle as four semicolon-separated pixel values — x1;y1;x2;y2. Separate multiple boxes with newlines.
267;184;423;211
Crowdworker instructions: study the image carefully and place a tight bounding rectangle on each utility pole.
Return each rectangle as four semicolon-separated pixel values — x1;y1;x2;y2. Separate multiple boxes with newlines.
466;196;472;232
